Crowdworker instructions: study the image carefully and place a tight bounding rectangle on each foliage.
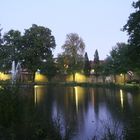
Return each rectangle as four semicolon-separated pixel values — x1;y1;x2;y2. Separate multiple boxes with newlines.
22;24;56;74
123;1;140;46
0;29;22;71
0;27;3;71
123;0;140;70
93;49;100;75
0;85;63;140
0;25;56;82
94;50;99;63
19;24;57;82
56;53;70;74
41;56;57;81
110;43;130;74
61;33;85;80
62;33;85;57
101;56;113;76
0;26;2;45
83;52;91;76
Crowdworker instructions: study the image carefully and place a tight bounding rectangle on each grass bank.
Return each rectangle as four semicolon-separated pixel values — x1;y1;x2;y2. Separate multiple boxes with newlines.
0;80;140;91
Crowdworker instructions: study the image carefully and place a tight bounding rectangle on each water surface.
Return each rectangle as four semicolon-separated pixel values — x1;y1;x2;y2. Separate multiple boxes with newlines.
0;85;140;140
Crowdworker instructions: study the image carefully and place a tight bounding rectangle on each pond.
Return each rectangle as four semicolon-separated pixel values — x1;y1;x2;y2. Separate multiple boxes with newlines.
0;85;140;140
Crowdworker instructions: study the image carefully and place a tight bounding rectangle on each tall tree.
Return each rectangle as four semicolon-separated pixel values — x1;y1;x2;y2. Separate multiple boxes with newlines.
109;43;130;83
0;26;2;45
1;29;22;71
0;27;4;71
22;24;56;81
62;33;85;81
93;49;100;82
100;56;113;83
83;52;91;76
123;0;140;70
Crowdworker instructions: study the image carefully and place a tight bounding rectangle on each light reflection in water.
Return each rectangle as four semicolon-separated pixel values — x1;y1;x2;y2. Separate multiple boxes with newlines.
127;92;133;108
74;87;78;112
73;86;85;113
91;88;95;106
34;85;44;104
120;89;124;108
26;86;140;139
34;85;37;104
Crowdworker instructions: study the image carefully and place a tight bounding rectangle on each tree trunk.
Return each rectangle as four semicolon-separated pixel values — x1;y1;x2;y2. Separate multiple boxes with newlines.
32;72;36;83
113;74;116;83
95;76;98;83
73;72;75;82
102;75;105;83
123;74;126;85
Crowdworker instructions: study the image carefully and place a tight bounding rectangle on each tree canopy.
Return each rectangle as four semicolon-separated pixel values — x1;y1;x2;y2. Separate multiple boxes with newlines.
22;24;56;73
0;29;22;71
83;52;91;76
61;33;85;80
123;1;140;46
62;33;85;57
110;43;130;73
123;0;140;70
0;24;56;81
93;49;100;74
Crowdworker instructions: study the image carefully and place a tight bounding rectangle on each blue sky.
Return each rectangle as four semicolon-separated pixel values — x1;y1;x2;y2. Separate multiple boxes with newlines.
0;0;135;60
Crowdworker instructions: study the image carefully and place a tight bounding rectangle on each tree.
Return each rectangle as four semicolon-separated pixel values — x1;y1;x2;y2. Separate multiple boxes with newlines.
83;52;91;76
22;24;56;81
56;53;70;74
100;56;113;83
0;29;22;71
41;55;57;81
109;43;130;83
123;1;140;70
0;27;4;71
62;33;85;81
0;26;2;45
93;49;100;82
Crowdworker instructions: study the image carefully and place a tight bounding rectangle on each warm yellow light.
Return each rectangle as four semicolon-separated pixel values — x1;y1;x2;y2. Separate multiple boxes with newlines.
34;85;45;104
35;73;48;82
72;86;85;112
0;72;11;81
120;73;123;76
120;89;124;108
66;73;87;82
74;87;78;112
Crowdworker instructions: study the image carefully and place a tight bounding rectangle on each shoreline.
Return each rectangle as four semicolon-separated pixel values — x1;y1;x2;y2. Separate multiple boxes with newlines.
0;81;139;91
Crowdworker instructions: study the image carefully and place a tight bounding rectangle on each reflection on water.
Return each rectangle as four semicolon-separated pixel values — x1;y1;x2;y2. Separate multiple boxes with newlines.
1;85;140;139
74;87;78;112
34;85;46;104
74;86;85;113
127;92;133;108
21;85;140;139
120;89;124;108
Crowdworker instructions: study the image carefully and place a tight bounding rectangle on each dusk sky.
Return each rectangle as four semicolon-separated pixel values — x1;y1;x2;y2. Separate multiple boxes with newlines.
0;0;136;60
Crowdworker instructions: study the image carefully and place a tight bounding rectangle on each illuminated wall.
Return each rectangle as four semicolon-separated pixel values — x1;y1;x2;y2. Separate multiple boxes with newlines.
35;73;48;83
116;74;128;84
66;73;88;82
0;72;11;81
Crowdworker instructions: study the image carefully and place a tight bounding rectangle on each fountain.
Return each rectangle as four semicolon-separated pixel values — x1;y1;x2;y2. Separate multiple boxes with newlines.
11;61;16;83
11;61;21;83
